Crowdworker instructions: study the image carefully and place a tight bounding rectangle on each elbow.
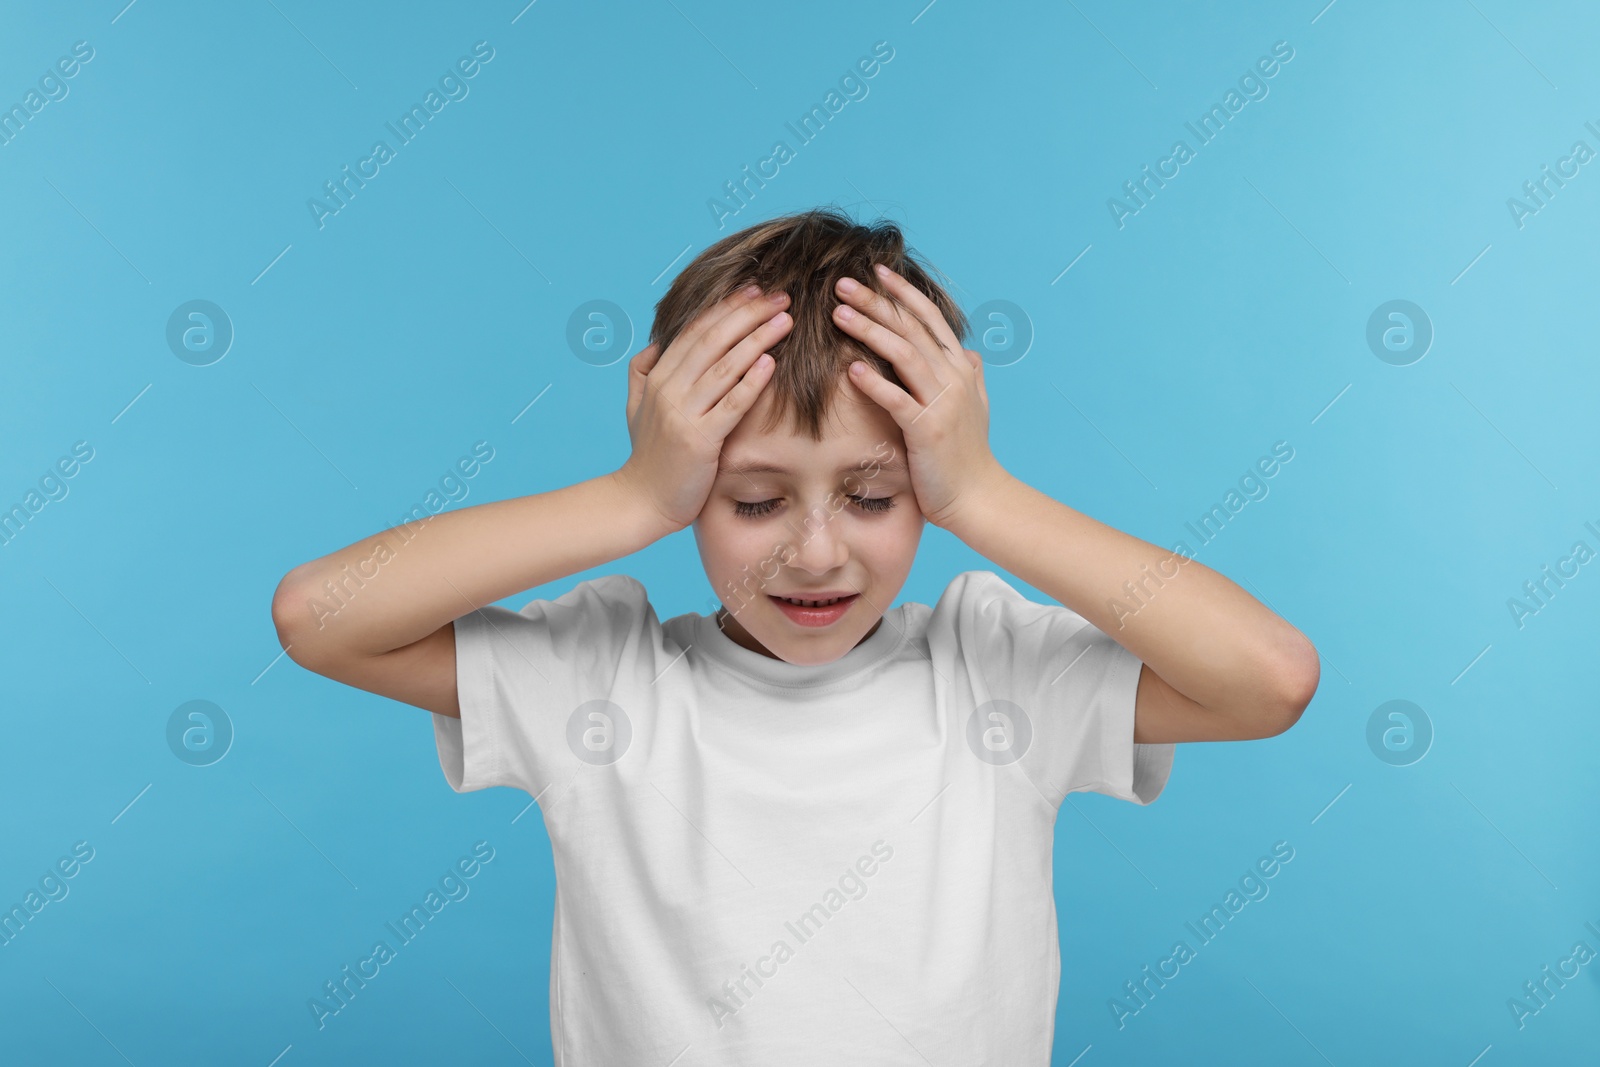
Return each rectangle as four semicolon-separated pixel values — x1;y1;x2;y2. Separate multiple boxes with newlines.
1260;632;1320;737
270;565;324;667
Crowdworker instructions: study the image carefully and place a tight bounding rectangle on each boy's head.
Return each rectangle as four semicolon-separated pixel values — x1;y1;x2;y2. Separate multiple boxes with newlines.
650;206;968;665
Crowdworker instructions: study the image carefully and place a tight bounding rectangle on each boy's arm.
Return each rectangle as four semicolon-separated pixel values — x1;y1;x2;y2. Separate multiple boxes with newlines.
942;472;1319;744
830;264;1318;745
270;472;676;717
271;285;794;718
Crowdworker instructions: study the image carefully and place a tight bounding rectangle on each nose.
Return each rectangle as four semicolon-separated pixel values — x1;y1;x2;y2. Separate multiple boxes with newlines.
782;500;848;576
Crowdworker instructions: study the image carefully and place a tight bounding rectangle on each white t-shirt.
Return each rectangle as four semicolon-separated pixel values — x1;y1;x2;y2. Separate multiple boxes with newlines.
433;569;1174;1066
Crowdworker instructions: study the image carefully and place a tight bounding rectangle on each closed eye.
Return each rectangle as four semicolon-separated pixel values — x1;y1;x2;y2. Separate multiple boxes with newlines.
733;495;896;518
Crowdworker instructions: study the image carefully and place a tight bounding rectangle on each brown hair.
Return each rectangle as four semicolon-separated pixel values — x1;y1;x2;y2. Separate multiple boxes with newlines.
649;206;968;441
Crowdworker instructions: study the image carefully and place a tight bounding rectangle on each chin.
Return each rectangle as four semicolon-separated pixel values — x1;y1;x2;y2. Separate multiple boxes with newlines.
759;612;878;664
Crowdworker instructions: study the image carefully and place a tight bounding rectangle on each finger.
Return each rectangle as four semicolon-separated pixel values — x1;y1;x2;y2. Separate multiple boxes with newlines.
688;310;792;416
870;263;967;361
667;286;786;383
831;297;944;406
705;351;777;438
674;285;765;352
685;288;790;382
830;278;942;381
834;276;958;393
845;358;920;426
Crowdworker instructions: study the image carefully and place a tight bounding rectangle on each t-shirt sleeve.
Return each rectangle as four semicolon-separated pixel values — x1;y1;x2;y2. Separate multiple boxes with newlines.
933;570;1174;806
431;573;657;799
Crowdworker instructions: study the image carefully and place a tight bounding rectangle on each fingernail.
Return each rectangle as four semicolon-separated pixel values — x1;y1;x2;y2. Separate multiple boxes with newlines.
836;304;856;321
767;290;788;303
743;284;762;298
873;263;890;276
837;277;860;294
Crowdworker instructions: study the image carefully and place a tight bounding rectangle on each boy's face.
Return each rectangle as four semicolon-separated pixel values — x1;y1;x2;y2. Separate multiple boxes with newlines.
693;373;923;664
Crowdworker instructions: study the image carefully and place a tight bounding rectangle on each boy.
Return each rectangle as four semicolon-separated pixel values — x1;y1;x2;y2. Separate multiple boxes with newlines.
271;207;1318;1064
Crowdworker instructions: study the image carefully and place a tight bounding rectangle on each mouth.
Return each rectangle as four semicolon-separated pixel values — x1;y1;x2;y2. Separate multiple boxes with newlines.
769;592;858;627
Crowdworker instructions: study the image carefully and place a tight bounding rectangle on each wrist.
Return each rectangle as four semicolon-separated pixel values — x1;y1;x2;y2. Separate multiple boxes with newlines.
607;464;687;543
938;459;1017;541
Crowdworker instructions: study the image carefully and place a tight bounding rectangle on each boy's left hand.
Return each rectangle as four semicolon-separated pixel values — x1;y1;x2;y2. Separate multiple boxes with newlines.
832;263;1004;529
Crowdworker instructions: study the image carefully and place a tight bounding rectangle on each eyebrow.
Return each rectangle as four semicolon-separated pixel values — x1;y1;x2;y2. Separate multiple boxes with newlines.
718;456;908;476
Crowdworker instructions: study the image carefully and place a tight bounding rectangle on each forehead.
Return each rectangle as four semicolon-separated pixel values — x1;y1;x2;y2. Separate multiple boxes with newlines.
718;375;905;476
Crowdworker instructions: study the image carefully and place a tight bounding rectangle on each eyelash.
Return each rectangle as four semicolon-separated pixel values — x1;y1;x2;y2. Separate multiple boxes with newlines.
733;495;896;518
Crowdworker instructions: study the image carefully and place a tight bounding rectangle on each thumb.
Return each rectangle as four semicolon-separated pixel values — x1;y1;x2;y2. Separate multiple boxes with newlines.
630;341;662;376
626;342;661;420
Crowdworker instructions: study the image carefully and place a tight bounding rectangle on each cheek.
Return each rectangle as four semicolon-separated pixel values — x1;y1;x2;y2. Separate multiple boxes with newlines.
696;515;774;575
872;507;924;562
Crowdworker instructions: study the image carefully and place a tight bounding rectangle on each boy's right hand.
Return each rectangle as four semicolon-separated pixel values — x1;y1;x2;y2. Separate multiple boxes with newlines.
616;285;793;532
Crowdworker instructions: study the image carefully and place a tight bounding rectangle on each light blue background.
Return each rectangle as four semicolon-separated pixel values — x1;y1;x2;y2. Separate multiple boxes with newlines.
3;1;1596;1064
